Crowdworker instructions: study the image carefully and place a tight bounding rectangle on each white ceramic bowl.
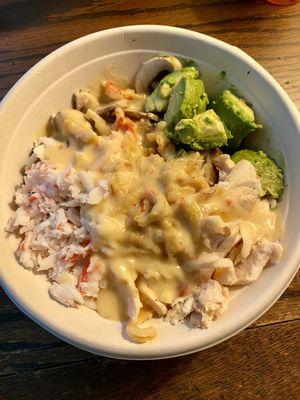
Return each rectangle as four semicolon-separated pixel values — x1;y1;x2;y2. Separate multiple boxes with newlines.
0;25;299;360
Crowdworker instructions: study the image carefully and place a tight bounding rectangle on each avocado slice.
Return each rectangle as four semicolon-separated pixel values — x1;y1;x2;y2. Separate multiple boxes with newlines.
211;90;262;149
231;149;284;199
164;77;209;128
145;66;199;114
172;110;228;150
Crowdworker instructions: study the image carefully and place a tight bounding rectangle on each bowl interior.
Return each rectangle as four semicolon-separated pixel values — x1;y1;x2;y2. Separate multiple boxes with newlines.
0;26;299;359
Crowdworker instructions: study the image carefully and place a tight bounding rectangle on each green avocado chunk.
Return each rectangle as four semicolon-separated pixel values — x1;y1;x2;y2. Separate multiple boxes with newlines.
231;149;284;199
173;110;228;150
164;77;209;128
145;66;199;114
211;90;262;149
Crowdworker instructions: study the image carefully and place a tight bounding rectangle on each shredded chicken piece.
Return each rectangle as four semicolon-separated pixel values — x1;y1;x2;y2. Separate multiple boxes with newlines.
240;221;258;259
227;186;259;213
165;296;194;325
221;159;262;194
191;281;229;328
233;239;283;285
187;252;236;285
200;215;231;238
110;263;142;320
213;154;235;181
214;223;241;257
138;279;167;316
166;280;229;328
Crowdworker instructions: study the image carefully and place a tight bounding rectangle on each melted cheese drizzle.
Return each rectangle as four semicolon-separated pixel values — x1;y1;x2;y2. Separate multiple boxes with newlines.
43;114;283;322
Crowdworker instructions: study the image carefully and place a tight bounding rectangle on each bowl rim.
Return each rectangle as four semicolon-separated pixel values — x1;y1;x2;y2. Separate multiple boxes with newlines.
0;25;299;360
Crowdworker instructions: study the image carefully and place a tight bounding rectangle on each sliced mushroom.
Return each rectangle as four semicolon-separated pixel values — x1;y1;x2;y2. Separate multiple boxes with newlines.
85;109;111;136
124;109;160;122
73;90;99;112
96;100;129;116
134;55;182;93
96;100;159;122
202;151;218;186
53;109;98;143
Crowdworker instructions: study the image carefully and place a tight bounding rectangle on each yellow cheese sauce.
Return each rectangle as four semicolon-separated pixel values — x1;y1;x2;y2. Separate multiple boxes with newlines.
43;108;283;322
97;280;127;321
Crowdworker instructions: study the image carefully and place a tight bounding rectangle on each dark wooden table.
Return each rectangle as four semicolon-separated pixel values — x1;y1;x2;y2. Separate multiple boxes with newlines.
1;1;299;399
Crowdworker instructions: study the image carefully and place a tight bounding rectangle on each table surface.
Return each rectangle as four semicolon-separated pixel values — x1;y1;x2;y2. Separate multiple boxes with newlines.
0;1;299;399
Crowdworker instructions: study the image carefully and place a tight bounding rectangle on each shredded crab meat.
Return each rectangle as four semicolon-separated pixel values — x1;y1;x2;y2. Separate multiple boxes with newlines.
49;282;84;307
103;80;144;101
113;106;136;134
6;156;108;305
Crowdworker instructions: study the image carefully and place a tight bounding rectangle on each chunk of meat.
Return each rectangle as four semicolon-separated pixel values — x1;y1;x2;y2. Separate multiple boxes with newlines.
268;242;284;264
233;239;283;285
113;107;135;134
187;252;236;285
133;190;171;228
221;160;262;195
78;255;106;298
214;223;241;257
49;282;84;307
159;153;209;203
191;280;229;328
200;215;231;238
228;242;243;266
199;216;242;259
226;186;259;213
165;295;194;325
110;262;142;320
213;154;235;181
138;279;167;316
240;221;257;258
166;279;229;328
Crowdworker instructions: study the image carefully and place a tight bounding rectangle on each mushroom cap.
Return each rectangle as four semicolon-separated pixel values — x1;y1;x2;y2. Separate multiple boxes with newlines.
134;55;182;93
73;90;99;112
53;109;97;143
96;100;160;122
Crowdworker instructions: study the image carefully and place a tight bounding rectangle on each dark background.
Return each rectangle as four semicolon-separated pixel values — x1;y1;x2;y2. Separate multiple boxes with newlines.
0;1;299;399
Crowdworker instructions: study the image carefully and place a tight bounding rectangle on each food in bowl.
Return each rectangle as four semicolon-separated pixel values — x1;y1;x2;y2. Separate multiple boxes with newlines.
6;54;285;343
